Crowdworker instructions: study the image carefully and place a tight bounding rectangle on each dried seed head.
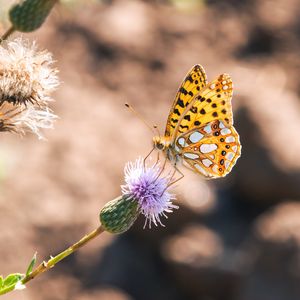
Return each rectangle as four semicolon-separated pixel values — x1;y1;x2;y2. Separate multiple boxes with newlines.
0;38;59;139
0;102;57;139
0;38;59;106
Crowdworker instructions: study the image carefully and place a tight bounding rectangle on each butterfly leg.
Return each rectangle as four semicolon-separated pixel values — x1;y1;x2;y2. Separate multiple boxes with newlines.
153;151;160;168
160;163;184;196
168;163;184;186
153;154;168;183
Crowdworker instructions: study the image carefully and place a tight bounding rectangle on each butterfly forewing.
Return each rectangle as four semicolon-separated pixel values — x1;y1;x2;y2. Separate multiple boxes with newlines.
175;120;241;178
175;74;234;138
165;65;207;137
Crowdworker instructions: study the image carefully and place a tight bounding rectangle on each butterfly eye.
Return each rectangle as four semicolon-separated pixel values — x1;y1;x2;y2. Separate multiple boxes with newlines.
156;142;164;150
153;137;165;150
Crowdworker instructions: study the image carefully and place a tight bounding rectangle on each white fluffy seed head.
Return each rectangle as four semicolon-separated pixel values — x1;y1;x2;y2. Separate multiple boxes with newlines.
0;38;59;105
0;38;59;138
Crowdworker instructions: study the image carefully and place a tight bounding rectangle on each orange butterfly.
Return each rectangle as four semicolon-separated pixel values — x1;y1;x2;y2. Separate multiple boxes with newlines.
153;65;241;179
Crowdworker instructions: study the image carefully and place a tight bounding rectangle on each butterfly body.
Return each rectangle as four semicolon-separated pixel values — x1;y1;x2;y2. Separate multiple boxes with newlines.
153;135;180;163
154;65;241;179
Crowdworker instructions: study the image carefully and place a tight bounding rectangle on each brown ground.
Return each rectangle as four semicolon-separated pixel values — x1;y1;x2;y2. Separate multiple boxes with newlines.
1;0;300;299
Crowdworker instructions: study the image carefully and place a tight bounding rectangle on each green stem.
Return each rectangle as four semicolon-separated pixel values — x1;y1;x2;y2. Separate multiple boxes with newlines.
0;26;15;43
22;225;104;284
0;225;104;296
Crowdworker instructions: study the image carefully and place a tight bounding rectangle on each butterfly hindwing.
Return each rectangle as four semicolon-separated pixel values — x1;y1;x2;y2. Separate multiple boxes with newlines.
165;65;207;137
174;120;241;178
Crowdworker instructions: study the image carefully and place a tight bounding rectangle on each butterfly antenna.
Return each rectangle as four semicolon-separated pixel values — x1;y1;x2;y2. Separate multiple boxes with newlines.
125;103;158;135
153;124;161;137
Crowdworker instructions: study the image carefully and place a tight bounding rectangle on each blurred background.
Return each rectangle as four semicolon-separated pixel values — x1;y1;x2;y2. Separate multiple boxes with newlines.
1;0;300;299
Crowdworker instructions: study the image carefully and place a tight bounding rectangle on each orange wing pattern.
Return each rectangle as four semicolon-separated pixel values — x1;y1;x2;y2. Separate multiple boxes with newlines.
172;73;234;138
160;65;241;179
165;65;207;137
174;120;241;178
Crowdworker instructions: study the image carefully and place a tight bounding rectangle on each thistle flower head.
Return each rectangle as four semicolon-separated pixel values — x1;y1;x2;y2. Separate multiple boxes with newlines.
122;158;178;228
0;38;59;106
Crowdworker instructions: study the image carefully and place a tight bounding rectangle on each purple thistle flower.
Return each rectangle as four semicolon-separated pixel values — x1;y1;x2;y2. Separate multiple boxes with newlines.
121;158;178;228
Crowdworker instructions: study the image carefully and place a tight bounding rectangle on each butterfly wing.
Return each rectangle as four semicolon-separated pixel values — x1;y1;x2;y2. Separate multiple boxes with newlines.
173;73;234;138
165;65;207;137
171;73;241;178
175;120;241;178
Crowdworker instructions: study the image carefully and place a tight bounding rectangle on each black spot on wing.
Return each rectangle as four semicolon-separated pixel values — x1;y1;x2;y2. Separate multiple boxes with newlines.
177;98;185;108
186;75;193;83
180;87;188;95
173;108;181;116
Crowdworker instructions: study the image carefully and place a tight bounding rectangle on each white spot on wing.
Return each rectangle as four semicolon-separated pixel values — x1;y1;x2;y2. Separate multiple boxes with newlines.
204;124;212;133
202;159;213;167
225;161;230;169
174;145;180;153
226;152;235;161
194;163;207;175
184;153;199;159
219;121;225;129
222;80;227;85
212;165;219;173
223;85;229;90
225;136;235;143
189;131;204;143
178;138;186;147
200;144;217;153
210;84;215;89
232;145;238;152
221;128;231;135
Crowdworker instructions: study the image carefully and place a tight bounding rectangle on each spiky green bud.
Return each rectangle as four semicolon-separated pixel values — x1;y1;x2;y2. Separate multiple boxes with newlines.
100;196;139;234
9;0;57;33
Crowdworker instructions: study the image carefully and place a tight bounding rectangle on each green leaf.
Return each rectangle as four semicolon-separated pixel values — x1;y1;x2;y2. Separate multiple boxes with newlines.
3;273;23;287
26;252;37;276
0;276;3;288
0;273;24;295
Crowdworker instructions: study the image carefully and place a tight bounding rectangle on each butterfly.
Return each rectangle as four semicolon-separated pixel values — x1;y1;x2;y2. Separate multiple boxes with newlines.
153;64;241;179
